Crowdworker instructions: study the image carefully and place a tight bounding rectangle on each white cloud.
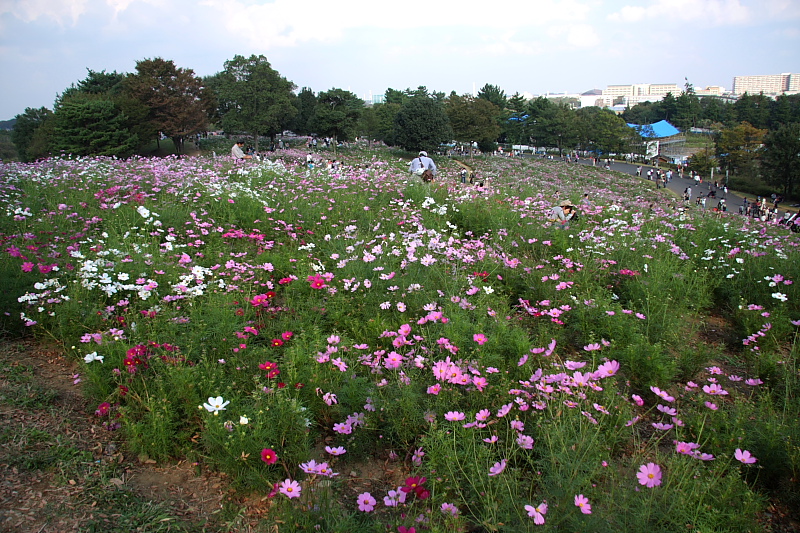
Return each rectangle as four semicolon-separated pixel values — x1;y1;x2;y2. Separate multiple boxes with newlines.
608;0;751;25
0;0;88;25
197;0;596;48
566;23;600;47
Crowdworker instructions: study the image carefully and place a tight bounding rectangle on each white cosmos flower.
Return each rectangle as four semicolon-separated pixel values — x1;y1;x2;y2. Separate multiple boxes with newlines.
84;352;103;363
202;396;230;415
772;292;788;302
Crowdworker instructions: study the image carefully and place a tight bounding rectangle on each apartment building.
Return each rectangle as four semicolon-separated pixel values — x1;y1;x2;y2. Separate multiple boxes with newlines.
602;83;681;106
732;73;800;96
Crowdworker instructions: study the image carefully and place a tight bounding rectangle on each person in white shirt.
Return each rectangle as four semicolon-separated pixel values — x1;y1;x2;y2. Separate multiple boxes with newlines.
408;151;437;181
231;141;252;160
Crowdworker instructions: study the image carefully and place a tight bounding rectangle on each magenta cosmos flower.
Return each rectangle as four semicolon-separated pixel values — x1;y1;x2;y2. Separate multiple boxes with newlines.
260;448;277;465
473;333;488;345
637;463;662;487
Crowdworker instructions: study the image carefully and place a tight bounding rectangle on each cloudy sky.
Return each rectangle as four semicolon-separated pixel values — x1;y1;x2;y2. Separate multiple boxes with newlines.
1;0;798;119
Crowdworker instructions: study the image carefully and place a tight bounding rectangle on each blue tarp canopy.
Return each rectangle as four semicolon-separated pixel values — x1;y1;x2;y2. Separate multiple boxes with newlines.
627;120;681;139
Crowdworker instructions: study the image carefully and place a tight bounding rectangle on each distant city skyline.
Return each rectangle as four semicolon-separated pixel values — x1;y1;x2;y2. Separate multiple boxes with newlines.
1;0;799;120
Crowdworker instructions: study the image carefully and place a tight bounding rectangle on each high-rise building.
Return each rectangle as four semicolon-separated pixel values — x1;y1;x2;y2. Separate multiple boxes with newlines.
732;73;800;95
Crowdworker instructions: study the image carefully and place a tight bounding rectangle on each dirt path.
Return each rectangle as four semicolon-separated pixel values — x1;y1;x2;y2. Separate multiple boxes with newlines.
0;340;233;533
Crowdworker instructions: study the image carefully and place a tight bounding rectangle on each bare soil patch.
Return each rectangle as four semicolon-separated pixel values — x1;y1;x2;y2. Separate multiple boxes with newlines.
0;340;230;532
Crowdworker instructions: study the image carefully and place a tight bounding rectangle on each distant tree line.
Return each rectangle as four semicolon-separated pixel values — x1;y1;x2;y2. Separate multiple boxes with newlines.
8;62;800;198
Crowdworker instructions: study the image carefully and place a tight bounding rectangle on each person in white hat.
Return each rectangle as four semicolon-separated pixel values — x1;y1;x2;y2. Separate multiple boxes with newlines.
549;199;576;229
409;151;437;182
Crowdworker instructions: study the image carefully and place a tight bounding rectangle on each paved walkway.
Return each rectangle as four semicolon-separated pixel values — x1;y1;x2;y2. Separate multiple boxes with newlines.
527;155;794;219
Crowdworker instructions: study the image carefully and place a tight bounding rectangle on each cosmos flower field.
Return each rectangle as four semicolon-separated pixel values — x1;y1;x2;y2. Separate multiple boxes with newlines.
1;146;798;531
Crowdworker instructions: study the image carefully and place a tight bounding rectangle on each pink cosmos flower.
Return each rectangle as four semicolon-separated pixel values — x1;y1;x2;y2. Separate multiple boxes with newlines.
524;502;547;524
516;434;535;449
279;478;302;498
384;487;407;507
735;448;757;464
596;360;619;377
650;386;675;402
488;459;507;476
357;492;376;512
675;441;700;455
636;463;662;487
444;411;466;421
583;343;602;351
702;383;729;395
475;409;491;421
325;446;346;455
574;494;592;514
473;333;488;345
440;502;459;516
657;404;677;416
496;403;513;417
632;394;644;406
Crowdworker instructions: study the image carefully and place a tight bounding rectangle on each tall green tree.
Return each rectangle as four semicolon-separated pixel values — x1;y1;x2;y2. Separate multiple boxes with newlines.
761;122;800;197
507;93;527;113
357;106;380;145
50;93;139;157
537;103;579;156
60;69;152;150
61;69;126;100
698;97;730;128
622;101;662;126
207;55;296;150
11;107;53;162
373;102;401;144
732;93;771;130
661;93;678;122
392;96;453;153
290;87;317;136
384;88;408;105
674;82;702;130
769;94;800;130
126;58;212;153
520;97;555;148
716;121;767;176
477;84;507;110
445;94;501;154
576;107;632;156
310;88;363;151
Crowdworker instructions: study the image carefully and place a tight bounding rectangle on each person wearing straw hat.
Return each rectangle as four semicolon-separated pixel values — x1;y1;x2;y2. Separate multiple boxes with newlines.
549;199;576;229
